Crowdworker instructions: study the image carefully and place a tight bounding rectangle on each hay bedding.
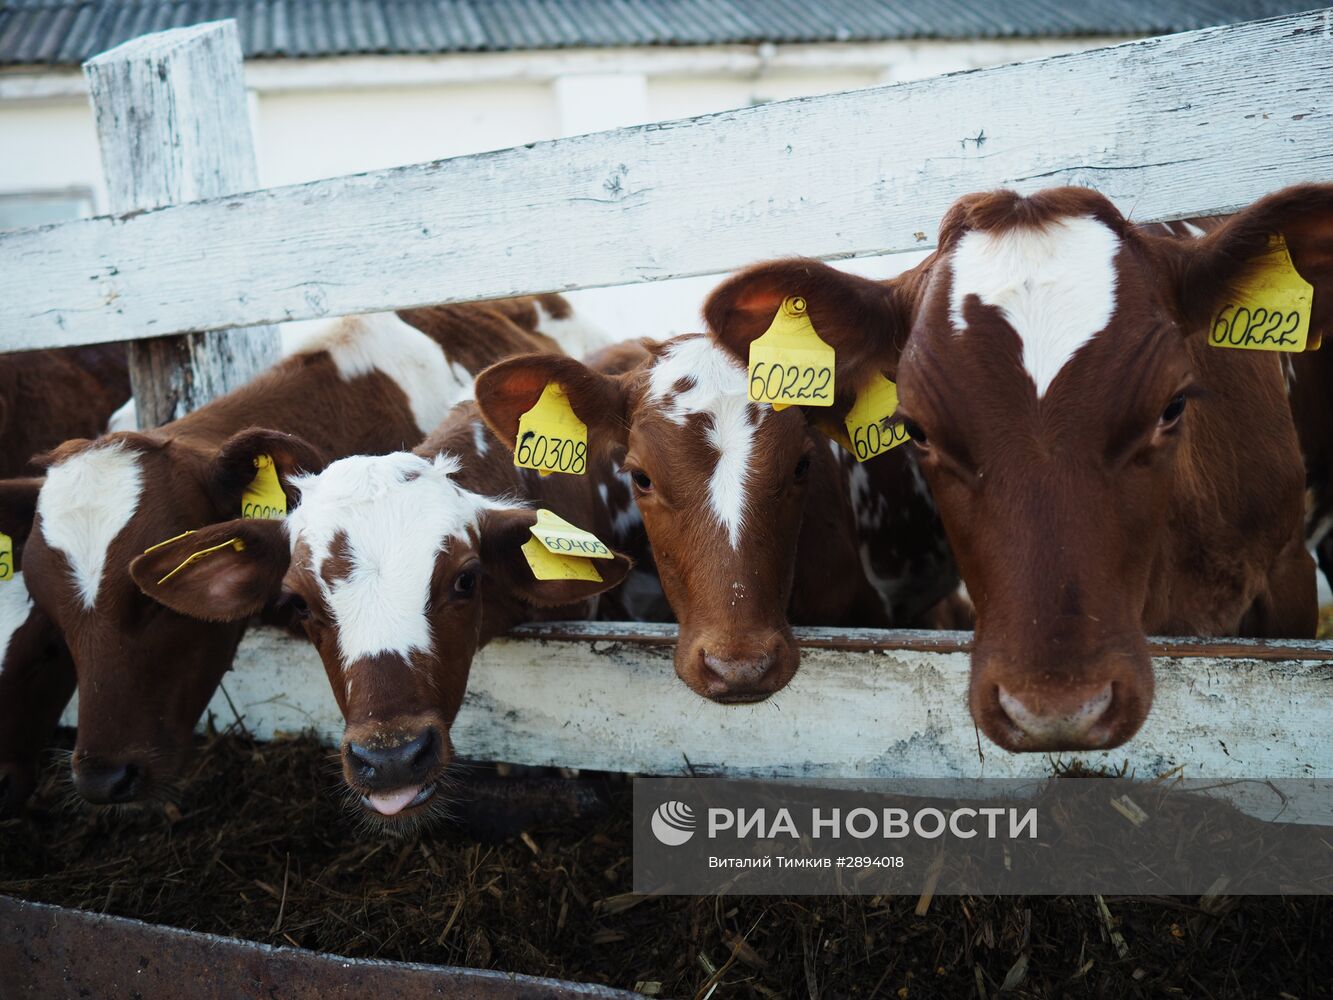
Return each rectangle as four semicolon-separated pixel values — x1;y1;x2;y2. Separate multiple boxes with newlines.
1;729;1327;999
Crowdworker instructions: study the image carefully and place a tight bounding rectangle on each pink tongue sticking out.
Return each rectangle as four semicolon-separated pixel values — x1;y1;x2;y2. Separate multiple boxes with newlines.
366;785;422;816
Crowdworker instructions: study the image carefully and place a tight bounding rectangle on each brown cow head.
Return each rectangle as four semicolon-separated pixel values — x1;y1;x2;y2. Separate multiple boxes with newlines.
22;429;323;804
707;184;1333;752
131;449;630;829
476;337;825;703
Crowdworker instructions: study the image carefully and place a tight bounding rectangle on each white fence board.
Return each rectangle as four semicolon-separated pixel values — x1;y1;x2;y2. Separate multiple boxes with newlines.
6;9;1333;350
63;624;1333;821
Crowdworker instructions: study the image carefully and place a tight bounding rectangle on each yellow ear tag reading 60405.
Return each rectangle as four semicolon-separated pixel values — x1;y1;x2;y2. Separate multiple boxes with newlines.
241;454;287;520
531;509;613;560
1209;236;1314;352
747;295;835;410
515;383;589;477
0;531;14;582
521;537;603;582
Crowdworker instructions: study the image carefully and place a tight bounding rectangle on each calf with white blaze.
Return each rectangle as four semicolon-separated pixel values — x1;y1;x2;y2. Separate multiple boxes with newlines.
707;184;1328;751
131;392;634;827
22;302;566;805
475;333;955;703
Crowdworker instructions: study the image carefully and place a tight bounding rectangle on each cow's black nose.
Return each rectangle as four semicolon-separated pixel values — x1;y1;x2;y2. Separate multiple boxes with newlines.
73;760;142;804
345;729;439;790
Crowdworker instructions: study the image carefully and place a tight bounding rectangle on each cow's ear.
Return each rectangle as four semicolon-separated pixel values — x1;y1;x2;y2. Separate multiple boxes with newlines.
703;258;916;408
209;428;326;518
478;507;632;608
0;478;42;544
130;518;290;622
475;354;633;455
1168;183;1333;351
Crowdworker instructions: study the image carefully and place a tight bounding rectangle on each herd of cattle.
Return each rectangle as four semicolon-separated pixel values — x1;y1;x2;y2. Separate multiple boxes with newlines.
0;182;1330;829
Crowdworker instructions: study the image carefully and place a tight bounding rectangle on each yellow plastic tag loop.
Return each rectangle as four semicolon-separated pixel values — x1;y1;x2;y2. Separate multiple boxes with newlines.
1209;235;1313;352
514;383;589;476
747;295;836;409
157;537;247;587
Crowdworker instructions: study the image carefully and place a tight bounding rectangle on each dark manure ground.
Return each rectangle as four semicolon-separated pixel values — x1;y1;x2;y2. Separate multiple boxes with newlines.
1;729;1328;999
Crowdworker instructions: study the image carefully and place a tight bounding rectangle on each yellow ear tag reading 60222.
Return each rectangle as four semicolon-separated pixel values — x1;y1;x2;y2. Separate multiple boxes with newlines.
0;531;14;582
515;383;588;477
747;295;835;410
1209;236;1314;352
241;454;287;520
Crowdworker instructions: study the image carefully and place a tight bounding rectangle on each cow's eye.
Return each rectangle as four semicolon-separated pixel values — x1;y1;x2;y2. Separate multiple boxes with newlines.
902;419;929;446
630;470;653;493
282;593;311;622
1160;394;1187;426
453;570;478;598
793;455;812;482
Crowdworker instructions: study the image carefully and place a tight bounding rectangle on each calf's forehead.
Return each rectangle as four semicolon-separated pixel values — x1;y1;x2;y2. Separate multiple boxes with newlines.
940;215;1124;399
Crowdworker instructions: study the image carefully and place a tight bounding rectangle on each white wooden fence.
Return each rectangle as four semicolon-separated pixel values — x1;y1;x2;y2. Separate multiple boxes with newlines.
13;10;1333;807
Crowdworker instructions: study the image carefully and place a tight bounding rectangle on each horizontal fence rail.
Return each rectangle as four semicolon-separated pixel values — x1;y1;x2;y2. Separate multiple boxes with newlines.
59;624;1333;822
5;9;1333;350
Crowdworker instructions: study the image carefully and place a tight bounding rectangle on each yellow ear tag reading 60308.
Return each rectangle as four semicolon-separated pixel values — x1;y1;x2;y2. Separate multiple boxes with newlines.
747;295;835;410
515;383;589;477
1209;236;1314;352
0;531;14;582
521;537;603;582
843;374;909;462
531;509;613;560
241;454;287;520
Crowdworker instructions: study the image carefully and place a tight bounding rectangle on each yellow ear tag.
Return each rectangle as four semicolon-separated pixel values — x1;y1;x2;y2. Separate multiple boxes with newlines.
842;374;909;462
747;295;835;410
520;537;603;582
156;537;247;586
241;454;287;520
0;532;14;582
1209;235;1313;352
531;509;613;560
514;383;589;477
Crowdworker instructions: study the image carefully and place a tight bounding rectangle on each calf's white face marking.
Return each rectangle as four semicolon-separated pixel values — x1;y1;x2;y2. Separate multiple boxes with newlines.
0;574;35;676
949;216;1120;398
38;443;143;609
646;337;763;549
287;452;515;667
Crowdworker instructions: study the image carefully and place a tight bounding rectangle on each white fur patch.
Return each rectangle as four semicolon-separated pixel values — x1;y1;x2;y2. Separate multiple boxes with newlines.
287;452;520;666
0;573;35;676
535;301;612;360
471;421;490;457
38;442;143;609
105;398;138;433
949;216;1120;398
646;336;762;549
294;312;473;434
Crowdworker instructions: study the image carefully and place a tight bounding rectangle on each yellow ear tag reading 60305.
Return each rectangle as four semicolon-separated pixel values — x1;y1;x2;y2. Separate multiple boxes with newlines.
531;509;613;560
747;295;835;410
0;531;14;582
515;383;589;477
241;454;287;520
1209;236;1314;352
843;374;909;462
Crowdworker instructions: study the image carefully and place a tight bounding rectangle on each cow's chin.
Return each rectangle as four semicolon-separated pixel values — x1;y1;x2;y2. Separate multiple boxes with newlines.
348;778;452;836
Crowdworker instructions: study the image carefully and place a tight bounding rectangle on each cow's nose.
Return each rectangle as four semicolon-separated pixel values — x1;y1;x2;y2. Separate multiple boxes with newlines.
996;683;1115;750
345;729;440;790
73;760;143;804
700;651;781;703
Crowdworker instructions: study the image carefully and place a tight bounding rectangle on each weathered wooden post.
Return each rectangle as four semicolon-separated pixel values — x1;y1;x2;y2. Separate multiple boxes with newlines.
84;20;280;428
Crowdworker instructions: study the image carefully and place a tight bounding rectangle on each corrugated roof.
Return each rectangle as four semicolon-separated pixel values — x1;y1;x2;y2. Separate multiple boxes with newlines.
0;1;1320;66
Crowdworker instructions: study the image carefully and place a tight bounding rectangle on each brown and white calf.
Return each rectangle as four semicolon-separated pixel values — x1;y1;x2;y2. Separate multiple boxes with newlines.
475;333;958;703
706;184;1328;751
21;302;569;806
131;394;633;828
0;345;130;814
